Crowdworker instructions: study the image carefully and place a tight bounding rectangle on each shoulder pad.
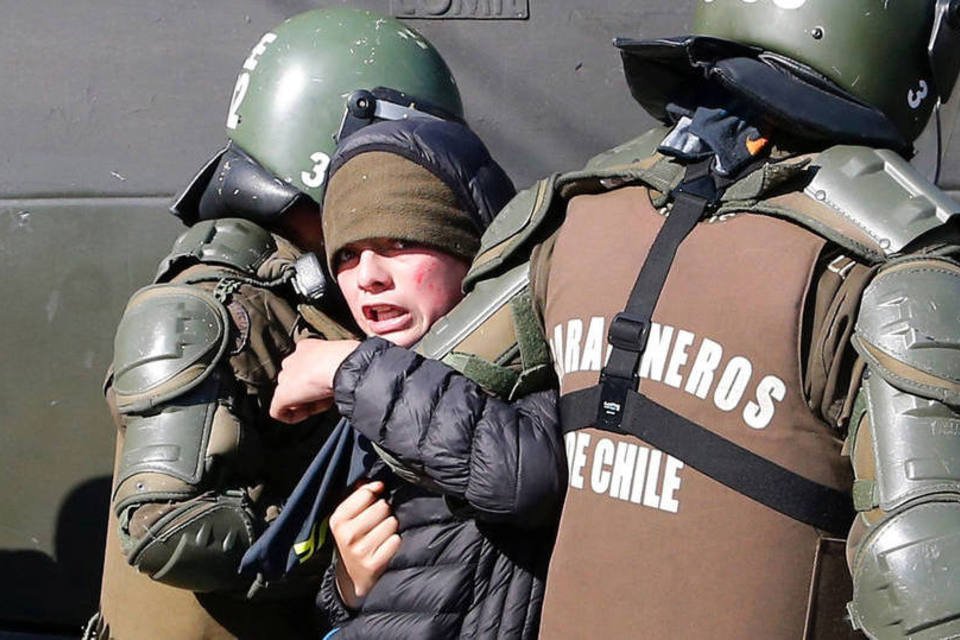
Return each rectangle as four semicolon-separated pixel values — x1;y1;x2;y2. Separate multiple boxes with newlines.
155;218;277;282
112;284;230;413
853;257;960;406
848;502;960;640
804;146;958;258
465;126;676;289
466;176;558;288
423;261;529;359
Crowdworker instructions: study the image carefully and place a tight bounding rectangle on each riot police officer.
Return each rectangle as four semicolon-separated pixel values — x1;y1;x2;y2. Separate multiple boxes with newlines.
87;8;465;639
269;1;960;638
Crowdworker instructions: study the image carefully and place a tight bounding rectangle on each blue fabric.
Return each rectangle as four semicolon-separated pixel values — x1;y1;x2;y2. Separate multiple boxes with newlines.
660;103;762;176
239;419;376;580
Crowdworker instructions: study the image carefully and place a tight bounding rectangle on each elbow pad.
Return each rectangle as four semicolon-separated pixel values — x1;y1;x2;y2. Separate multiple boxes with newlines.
847;258;960;639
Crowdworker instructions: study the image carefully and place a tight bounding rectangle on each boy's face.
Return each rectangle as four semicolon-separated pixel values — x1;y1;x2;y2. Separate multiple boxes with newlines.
334;237;468;348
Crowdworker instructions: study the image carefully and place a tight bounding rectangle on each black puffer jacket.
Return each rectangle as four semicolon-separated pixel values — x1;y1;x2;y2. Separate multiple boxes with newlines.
323;338;564;639
318;119;563;639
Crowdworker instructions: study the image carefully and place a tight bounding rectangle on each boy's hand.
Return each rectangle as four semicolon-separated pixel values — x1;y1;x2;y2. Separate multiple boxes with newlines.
330;481;401;608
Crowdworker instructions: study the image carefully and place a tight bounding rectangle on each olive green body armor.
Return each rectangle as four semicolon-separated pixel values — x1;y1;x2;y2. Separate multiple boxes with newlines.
419;127;960;640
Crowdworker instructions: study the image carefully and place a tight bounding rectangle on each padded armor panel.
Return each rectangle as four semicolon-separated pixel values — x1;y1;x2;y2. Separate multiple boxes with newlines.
421;262;529;360
155;218;277;282
864;373;960;513
112;284;230;413
114;375;220;504
466;127;673;289
854;258;960;406
418;262;556;399
805;147;959;256
848;502;960;640
125;492;255;592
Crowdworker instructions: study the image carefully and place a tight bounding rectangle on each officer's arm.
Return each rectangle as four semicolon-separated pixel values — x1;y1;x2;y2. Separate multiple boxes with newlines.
846;257;960;640
108;284;263;592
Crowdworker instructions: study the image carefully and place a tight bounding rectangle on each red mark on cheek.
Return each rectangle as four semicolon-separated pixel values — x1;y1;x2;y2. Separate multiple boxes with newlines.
414;265;430;287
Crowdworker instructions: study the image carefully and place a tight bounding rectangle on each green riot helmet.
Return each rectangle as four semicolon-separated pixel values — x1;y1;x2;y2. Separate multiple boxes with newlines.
692;0;960;150
224;7;463;206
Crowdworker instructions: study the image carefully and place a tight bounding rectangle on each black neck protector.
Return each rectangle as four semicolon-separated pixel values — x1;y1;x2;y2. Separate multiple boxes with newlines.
616;36;911;157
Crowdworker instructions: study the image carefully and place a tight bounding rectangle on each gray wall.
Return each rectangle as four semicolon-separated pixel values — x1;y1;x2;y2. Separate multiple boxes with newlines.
0;0;956;632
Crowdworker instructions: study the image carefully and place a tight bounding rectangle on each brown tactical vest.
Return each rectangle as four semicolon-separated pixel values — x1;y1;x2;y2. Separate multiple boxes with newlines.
538;185;856;638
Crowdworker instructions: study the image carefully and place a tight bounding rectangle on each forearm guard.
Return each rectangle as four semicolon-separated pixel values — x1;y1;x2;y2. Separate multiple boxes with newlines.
110;284;261;592
846;258;960;640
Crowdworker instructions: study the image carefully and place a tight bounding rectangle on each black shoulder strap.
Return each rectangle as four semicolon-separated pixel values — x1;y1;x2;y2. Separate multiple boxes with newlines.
560;157;854;536
596;157;716;430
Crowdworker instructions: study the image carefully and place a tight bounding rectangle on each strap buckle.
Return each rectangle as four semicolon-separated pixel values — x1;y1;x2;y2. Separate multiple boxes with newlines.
608;311;650;352
597;370;637;429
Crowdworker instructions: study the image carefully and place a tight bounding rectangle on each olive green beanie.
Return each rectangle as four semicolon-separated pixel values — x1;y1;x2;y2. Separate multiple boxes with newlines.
322;151;481;270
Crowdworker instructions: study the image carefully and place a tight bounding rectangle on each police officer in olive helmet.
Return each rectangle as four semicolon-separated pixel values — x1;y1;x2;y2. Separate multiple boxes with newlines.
267;2;960;639
86;8;463;640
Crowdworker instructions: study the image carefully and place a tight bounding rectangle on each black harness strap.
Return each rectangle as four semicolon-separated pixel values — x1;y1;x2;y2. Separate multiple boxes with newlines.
562;156;854;536
560;389;854;535
598;158;717;431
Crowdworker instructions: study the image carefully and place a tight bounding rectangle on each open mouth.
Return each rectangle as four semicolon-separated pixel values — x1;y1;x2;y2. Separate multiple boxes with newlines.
363;304;406;323
361;303;413;337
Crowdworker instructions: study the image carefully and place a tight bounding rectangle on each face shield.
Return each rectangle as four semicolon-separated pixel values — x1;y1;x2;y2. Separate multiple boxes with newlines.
913;0;960;184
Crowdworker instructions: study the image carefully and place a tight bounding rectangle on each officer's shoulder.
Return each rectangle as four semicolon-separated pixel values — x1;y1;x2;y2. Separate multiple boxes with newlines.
155;218;278;282
762;145;958;263
465;127;671;287
112;283;230;414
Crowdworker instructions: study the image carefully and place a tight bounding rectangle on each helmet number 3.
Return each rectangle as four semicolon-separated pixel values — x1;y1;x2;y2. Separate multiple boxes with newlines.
908;79;930;110
301;152;331;189
226;32;277;130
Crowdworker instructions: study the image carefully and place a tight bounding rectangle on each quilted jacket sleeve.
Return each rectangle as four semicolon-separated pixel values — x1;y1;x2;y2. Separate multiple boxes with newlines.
334;337;565;528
